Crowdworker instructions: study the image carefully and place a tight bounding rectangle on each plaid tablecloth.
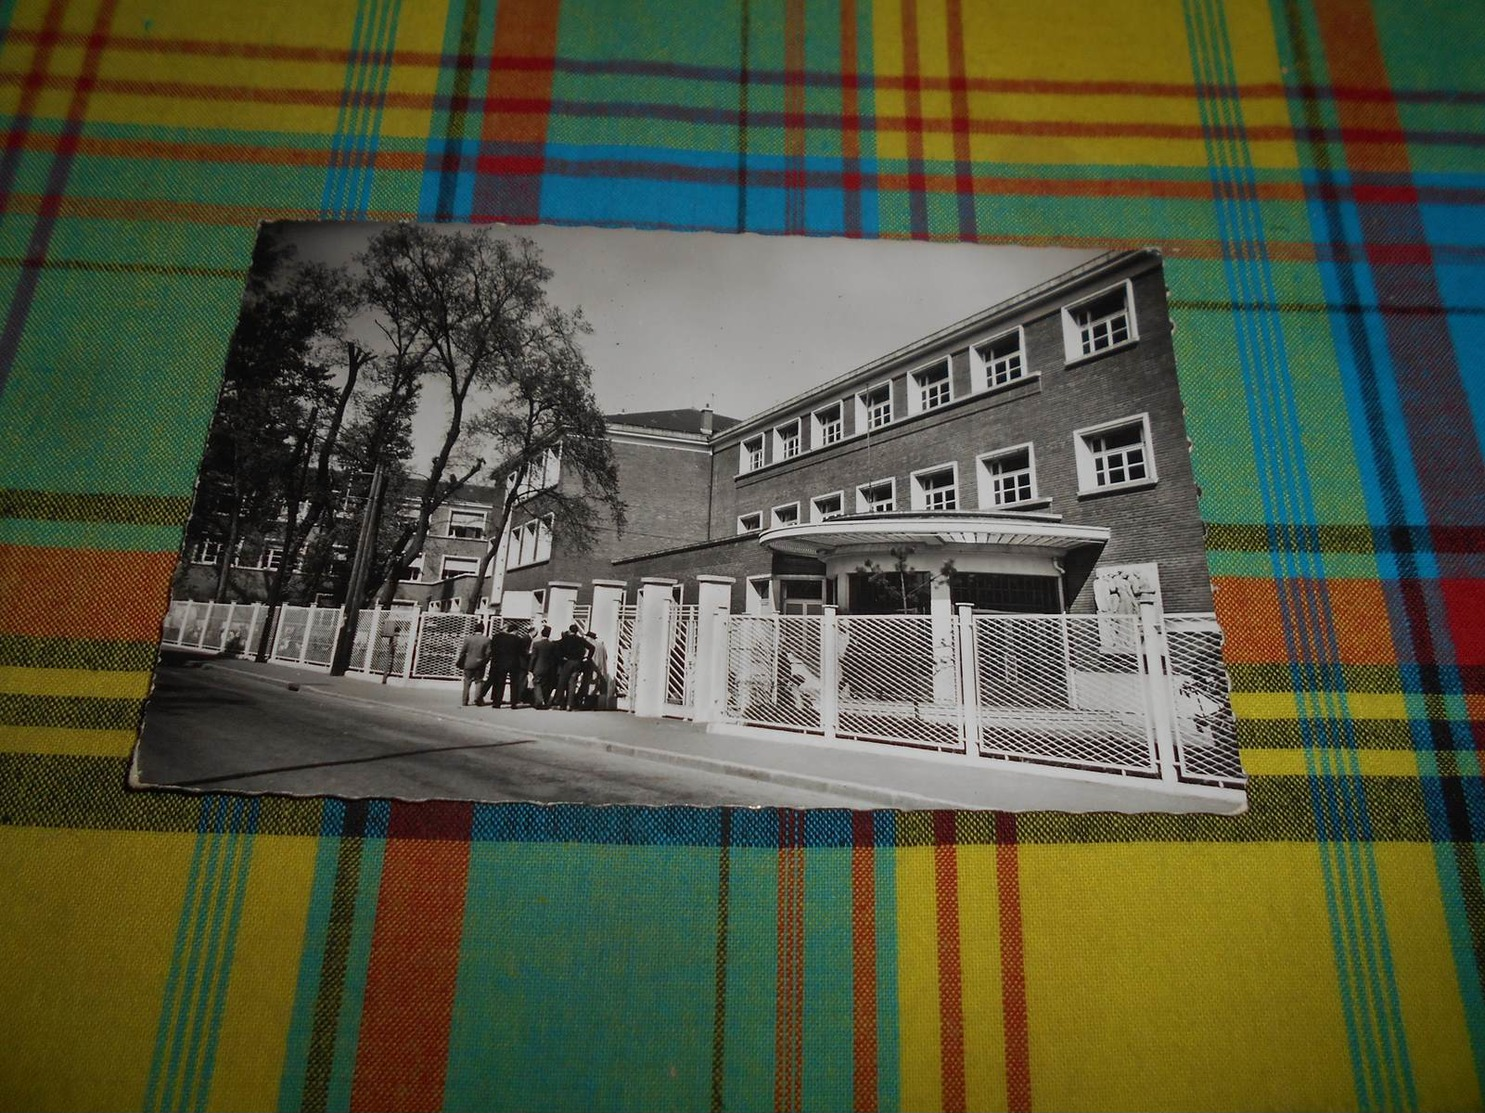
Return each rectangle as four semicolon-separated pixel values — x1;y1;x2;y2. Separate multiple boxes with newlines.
1;2;1481;1110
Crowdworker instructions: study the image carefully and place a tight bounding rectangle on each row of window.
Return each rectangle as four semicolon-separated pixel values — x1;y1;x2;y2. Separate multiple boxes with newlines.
505;515;554;570
738;279;1138;475
736;413;1157;533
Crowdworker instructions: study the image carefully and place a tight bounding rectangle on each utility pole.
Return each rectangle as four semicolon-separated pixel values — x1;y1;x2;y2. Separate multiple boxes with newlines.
330;464;387;675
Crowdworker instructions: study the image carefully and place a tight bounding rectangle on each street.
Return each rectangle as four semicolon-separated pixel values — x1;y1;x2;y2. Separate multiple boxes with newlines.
136;660;868;807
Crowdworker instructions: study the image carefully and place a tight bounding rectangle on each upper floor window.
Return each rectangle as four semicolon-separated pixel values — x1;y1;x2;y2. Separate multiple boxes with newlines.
259;546;284;571
910;360;952;414
774;419;802;462
856;382;893;432
911;464;959;511
741;435;766;474
1063;281;1138;361
737;511;762;534
856;478;896;514
977;445;1037;508
811;492;845;522
447;509;486;539
812;402;844;447
402;552;425;581
440;554;481;579
1074;415;1157;494
192;539;225;565
508;516;554;568
771;502;801;528
972;329;1027;391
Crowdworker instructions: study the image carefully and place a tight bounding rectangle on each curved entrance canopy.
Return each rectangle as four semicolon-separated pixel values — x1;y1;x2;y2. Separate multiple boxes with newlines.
759;511;1110;559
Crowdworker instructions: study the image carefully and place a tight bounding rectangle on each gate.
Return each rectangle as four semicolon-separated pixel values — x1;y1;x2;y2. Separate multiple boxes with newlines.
663;603;699;716
611;604;639;706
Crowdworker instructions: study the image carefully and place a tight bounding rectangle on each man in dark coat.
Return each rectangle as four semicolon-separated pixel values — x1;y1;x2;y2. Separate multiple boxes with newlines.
554;624;594;711
482;623;528;708
527;626;559;709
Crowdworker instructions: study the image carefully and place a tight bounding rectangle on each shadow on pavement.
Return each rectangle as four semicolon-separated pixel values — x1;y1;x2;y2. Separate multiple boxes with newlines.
164;737;536;788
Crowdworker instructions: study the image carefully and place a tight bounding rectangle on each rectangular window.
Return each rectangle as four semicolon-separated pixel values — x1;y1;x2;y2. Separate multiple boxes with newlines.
771;502;800;528
912;464;959;511
402;553;425;581
978;446;1037;508
973;330;1026;390
813;402;844;447
447;509;486;539
1075;415;1157;494
742;435;766;473
811;492;844;521
1064;282;1137;360
192;540;225;565
911;360;952;413
440;554;481;578
856;479;896;514
774;420;802;461
737;512;762;534
857;382;892;431
260;546;284;570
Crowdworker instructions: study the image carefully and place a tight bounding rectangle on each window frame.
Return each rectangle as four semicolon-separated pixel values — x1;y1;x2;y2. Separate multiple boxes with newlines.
810;490;846;522
811;401;845;448
855;380;894;433
855;477;897;514
506;515;555;570
439;554;482;579
976;443;1043;510
259;545;285;571
1073;413;1158;495
1061;279;1139;363
770;501;802;529
969;326;1030;393
446;508;487;539
907;357;953;415
740;434;767;474
773;418;803;462
737;511;763;535
910;462;961;512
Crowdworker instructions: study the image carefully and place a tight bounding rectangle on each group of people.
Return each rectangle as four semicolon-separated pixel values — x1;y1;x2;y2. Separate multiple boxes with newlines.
454;622;611;711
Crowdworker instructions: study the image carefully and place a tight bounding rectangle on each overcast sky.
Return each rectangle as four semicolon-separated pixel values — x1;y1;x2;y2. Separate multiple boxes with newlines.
271;222;1102;461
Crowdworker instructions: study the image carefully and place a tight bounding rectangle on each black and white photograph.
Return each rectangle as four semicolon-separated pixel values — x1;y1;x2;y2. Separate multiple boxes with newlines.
136;222;1247;813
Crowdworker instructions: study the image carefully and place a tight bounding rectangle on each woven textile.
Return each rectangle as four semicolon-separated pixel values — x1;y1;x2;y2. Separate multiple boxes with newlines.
1;1;1481;1109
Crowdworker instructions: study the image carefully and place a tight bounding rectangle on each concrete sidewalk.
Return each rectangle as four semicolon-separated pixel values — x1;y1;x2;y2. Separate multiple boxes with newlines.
189;655;1246;813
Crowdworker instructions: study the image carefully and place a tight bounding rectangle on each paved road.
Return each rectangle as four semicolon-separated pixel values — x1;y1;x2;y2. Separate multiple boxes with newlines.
138;663;859;807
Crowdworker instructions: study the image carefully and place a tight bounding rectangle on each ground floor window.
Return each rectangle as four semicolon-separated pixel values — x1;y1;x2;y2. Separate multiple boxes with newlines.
848;570;932;615
949;572;1061;614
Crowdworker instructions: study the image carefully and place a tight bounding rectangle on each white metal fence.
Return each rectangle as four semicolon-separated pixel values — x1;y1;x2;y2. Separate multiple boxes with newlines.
721;610;1243;788
664;603;700;716
160;600;269;657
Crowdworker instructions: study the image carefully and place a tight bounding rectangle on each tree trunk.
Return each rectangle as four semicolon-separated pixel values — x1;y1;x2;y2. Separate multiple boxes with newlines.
213;507;239;603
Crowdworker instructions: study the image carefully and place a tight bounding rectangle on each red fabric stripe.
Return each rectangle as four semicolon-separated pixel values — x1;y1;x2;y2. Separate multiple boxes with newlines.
474;0;561;218
775;810;805;1113
933;811;966;1113
0;546;177;640
851;812;878;1113
349;802;474;1113
996;813;1032;1113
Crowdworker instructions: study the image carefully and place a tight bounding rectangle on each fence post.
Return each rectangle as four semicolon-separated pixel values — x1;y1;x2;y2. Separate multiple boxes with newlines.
270;606;287;661
182;600;200;647
1138;596;1180;783
819;605;840;741
590;580;626;664
403;611;420;679
632;578;676;718
362;607;382;674
955;604;982;757
222;602;237;653
691;576;735;722
545;581;581;635
298;604;316;664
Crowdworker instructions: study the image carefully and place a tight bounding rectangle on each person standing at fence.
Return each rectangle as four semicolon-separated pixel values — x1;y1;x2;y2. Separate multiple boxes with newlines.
511;622;535;707
555;624;593;711
455;626;493;707
483;624;527;709
586;631;611;710
528;626;558;708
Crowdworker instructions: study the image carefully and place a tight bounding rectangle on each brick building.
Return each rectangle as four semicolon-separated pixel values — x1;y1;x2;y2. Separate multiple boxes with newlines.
499;249;1213;620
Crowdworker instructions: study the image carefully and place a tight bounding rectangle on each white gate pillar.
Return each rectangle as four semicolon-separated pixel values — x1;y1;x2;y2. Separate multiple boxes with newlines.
818;604;840;741
955;603;983;758
298;603;317;663
545;580;581;634
590;580;626;647
1138;594;1180;783
929;590;956;704
691;576;735;723
632;577;677;719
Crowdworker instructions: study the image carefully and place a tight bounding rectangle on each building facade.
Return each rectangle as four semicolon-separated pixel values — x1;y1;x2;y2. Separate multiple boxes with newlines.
499;249;1213;620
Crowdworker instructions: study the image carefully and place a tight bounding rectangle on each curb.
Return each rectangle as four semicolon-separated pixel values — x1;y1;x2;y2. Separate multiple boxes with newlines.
198;662;960;809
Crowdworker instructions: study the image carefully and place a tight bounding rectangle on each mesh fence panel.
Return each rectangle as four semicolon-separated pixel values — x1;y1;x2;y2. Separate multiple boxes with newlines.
160;601;191;645
664;605;699;710
201;605;232;651
723;616;824;733
371;613;415;676
836;615;961;751
301;609;341;667
412;613;483;679
1166;615;1245;786
271;606;310;662
612;605;638;699
974;615;1156;775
